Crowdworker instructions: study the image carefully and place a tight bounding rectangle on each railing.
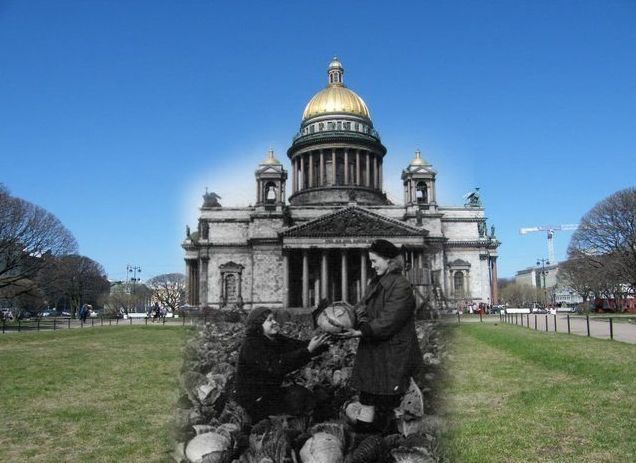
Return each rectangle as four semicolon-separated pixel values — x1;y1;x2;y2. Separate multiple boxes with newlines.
291;129;381;144
498;312;623;341
0;315;210;334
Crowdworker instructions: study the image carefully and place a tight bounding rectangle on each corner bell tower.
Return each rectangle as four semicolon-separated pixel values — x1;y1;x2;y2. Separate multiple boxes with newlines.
255;149;287;209
401;150;438;211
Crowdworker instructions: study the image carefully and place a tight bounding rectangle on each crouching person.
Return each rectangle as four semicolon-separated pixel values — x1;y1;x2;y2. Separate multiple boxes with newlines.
233;307;330;424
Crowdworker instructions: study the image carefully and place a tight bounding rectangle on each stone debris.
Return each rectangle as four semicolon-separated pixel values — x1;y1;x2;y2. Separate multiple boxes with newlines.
172;318;449;463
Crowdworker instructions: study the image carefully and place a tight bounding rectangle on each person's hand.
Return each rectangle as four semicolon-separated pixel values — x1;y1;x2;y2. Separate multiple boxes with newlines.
307;333;330;353
330;329;362;339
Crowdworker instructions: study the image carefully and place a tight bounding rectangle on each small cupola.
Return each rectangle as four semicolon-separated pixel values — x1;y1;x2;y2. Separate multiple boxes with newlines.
328;57;344;86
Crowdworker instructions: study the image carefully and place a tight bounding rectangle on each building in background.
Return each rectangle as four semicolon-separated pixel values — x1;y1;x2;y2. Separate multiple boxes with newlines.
183;58;500;311
515;263;583;305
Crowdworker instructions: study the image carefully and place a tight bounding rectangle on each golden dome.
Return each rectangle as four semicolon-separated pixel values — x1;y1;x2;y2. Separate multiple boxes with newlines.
262;148;280;165
328;57;343;71
302;58;370;121
410;149;427;166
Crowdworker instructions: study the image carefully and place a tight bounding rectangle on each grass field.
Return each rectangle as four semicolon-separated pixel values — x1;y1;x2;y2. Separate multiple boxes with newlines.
2;322;635;463
442;323;636;463
0;326;188;463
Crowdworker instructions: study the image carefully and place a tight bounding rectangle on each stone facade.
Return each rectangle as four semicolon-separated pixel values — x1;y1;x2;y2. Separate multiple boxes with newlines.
183;59;499;311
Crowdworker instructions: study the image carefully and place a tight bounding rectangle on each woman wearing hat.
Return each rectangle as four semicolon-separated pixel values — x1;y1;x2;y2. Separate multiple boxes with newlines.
234;307;330;423
342;239;424;434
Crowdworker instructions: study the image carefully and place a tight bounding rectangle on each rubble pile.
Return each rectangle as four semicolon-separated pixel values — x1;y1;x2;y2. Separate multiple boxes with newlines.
172;317;448;463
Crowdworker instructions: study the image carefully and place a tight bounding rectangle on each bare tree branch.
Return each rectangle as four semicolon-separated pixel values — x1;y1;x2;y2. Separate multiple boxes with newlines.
146;273;186;311
0;185;78;291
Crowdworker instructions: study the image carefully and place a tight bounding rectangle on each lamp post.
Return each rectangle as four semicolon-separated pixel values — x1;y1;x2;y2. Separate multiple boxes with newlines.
537;258;549;306
127;265;142;289
127;265;142;313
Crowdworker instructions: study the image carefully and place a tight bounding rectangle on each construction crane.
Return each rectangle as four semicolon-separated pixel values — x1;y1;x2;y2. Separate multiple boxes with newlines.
519;224;579;265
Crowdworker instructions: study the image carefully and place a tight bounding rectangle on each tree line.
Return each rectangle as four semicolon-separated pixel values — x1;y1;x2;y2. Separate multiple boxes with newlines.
0;184;185;318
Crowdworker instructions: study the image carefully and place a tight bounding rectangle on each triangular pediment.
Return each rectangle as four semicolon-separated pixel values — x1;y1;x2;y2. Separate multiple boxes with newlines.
281;206;426;238
256;165;284;175
219;261;244;271
403;163;437;174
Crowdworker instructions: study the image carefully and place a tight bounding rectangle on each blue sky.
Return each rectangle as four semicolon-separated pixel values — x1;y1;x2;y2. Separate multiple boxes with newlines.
1;1;634;282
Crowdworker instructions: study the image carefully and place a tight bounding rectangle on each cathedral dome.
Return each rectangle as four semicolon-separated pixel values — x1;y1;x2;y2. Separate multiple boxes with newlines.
302;58;371;121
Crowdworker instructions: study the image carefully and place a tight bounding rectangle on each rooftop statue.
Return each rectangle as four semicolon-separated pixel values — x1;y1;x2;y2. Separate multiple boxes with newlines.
464;187;482;208
203;189;222;207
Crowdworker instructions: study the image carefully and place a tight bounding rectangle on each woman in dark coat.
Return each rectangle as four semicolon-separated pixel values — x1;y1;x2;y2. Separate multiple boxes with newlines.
344;239;424;433
234;307;330;423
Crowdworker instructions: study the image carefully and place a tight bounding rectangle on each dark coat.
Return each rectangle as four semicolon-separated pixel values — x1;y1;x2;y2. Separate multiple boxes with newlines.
350;269;423;396
234;333;312;407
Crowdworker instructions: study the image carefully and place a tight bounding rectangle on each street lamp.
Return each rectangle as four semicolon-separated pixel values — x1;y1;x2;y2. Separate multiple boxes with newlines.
537;258;549;306
127;265;142;290
127;265;142;314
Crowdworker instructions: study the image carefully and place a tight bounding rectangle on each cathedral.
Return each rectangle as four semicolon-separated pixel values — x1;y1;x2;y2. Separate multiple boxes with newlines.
183;58;499;312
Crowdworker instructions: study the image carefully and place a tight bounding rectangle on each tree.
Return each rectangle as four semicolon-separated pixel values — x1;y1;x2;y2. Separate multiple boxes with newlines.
146;273;186;311
557;253;596;304
0;184;77;295
36;254;111;316
105;282;152;316
568;187;636;290
498;281;543;308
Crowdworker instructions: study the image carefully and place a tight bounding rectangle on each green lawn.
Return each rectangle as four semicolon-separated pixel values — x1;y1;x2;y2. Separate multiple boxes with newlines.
0;326;187;463
442;323;636;463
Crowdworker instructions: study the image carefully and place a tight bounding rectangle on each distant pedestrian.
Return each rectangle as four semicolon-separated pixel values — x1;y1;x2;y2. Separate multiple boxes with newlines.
79;304;88;322
152;303;160;322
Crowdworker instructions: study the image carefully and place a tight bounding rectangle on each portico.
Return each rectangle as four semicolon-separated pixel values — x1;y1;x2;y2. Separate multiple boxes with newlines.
280;206;428;308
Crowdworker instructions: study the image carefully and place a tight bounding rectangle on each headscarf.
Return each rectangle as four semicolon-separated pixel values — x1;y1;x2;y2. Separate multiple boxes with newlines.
245;306;273;336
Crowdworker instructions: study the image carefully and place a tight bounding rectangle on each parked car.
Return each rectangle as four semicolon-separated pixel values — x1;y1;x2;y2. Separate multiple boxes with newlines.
532;308;548;314
556;306;576;313
39;309;71;318
490;305;505;314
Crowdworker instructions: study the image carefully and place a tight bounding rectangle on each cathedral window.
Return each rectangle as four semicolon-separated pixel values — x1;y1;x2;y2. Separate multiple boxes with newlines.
327;122;334;130
226;274;237;299
319;123;324;131
344;121;351;130
355;123;359;131
310;125;315;133
454;271;465;298
337;121;342;130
